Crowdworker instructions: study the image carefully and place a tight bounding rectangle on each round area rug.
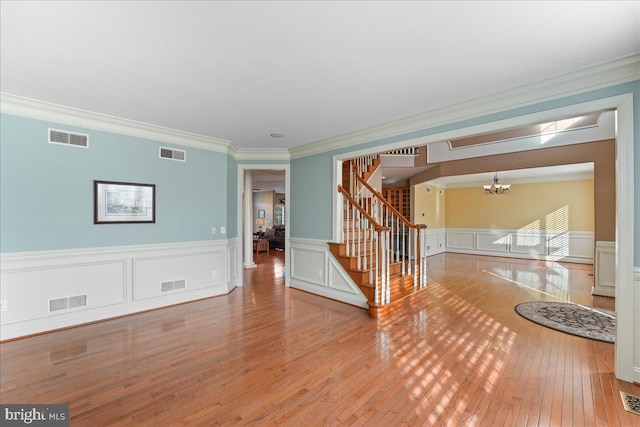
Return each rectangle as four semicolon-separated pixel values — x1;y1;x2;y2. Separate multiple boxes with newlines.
514;301;615;343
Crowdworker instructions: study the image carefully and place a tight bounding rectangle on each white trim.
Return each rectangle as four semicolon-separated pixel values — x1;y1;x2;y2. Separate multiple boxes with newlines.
634;267;640;383
614;94;634;382
236;163;290;287
444;228;594;264
593;241;616;297
289;237;368;309
0;240;234;340
291;53;639;159
0;239;224;265
1;93;232;153
234;148;290;161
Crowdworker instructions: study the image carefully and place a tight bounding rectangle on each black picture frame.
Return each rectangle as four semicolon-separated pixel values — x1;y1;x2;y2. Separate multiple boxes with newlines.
94;180;156;224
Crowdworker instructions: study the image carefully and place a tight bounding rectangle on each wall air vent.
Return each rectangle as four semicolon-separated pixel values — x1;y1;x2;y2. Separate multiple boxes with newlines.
161;279;187;292
49;294;88;312
48;128;89;148
159;147;186;162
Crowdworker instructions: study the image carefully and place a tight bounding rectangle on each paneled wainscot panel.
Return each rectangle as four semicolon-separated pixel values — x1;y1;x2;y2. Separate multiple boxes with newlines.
0;240;232;340
477;232;510;253
133;251;224;301
0;260;126;325
289;238;367;309
445;229;593;263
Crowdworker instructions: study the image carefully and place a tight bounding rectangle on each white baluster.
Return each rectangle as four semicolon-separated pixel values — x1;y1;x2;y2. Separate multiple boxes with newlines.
356;209;361;270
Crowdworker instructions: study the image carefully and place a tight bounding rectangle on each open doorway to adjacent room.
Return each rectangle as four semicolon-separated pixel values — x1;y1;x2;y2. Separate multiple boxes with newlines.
237;165;290;288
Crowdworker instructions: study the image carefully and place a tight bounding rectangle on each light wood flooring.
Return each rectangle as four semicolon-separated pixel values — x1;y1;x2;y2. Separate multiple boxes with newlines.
1;251;639;426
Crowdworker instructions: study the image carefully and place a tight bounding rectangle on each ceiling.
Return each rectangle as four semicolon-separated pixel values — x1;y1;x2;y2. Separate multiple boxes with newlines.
1;1;638;151
426;163;594;189
251;170;286;193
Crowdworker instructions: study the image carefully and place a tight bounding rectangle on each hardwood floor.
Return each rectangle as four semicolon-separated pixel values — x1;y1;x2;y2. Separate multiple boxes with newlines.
1;251;638;426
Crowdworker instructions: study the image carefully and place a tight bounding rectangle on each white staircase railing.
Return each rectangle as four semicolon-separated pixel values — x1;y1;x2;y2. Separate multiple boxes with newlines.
353;173;427;289
337;158;428;307
338;185;391;305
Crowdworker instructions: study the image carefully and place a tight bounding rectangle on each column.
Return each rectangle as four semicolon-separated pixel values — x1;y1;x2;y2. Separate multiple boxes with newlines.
243;170;257;269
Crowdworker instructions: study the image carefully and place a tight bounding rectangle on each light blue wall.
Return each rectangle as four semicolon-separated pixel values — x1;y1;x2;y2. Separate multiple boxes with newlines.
0;114;229;252
290;80;640;262
226;155;237;238
290;152;333;239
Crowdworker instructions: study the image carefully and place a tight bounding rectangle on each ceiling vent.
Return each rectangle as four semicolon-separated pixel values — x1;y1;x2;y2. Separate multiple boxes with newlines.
159;147;186;162
48;128;89;148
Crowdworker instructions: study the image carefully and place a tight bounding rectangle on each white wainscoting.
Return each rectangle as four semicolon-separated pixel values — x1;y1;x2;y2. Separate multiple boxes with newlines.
445;229;594;264
422;228;447;257
289;238;368;309
0;240;235;340
634;267;640;384
593;241;615;297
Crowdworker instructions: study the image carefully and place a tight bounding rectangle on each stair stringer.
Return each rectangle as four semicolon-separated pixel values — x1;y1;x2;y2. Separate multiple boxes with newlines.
327;252;369;309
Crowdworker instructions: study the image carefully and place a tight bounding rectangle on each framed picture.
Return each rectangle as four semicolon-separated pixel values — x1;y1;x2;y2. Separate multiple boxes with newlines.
258;209;265;218
94;180;155;224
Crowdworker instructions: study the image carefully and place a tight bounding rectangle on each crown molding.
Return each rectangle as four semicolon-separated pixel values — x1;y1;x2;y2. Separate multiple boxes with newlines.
290;53;640;159
0;93;233;153
233;147;290;161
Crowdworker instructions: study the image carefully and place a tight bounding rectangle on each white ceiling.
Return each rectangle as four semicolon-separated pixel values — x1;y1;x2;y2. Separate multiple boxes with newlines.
1;1;638;150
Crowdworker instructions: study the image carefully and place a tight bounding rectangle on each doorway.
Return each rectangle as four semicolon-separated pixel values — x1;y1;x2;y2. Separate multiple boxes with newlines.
331;93;634;382
237;164;290;288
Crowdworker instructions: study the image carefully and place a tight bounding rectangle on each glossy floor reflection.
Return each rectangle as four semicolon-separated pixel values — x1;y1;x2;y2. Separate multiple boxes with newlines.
0;253;637;425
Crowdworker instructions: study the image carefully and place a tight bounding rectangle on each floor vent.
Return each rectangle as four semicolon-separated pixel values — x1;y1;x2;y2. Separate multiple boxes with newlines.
48;128;89;148
49;294;88;312
620;391;640;416
159;147;186;162
161;279;186;292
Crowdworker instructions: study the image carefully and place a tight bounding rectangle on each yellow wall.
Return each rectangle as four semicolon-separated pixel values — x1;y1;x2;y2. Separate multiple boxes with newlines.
444;179;594;231
413;183;446;228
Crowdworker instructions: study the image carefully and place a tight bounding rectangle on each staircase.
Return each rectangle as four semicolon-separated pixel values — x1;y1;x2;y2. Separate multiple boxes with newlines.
330;156;428;318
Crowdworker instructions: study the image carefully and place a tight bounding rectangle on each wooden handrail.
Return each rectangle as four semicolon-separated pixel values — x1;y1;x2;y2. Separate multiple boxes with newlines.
354;174;427;230
337;185;390;233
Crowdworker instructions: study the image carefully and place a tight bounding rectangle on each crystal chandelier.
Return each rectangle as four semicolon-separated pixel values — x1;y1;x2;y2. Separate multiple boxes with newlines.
483;172;511;195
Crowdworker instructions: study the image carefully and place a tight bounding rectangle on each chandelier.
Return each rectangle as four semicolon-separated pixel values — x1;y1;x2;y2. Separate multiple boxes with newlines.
483;172;511;195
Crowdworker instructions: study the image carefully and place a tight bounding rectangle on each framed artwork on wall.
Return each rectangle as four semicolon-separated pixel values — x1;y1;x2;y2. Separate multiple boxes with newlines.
258;209;265;218
94;180;155;224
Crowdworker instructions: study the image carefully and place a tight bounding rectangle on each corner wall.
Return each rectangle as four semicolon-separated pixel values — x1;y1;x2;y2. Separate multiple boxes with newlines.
0;112;237;340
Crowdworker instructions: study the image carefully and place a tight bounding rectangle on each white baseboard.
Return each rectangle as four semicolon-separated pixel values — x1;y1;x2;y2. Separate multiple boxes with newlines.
0;240;236;340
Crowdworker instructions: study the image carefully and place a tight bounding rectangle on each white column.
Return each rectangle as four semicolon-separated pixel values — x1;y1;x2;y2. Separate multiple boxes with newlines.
243;170;257;269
